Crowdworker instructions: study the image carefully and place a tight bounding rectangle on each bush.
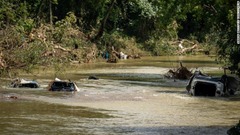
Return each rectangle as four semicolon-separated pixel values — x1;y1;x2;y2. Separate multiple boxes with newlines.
15;41;46;72
99;32;146;56
145;38;176;56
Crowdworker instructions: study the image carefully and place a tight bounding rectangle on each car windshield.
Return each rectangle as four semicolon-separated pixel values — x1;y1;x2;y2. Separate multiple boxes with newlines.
52;82;73;88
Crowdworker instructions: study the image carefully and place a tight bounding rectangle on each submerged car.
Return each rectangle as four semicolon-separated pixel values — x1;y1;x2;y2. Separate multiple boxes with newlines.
48;78;80;92
186;71;239;96
10;78;40;88
227;120;240;135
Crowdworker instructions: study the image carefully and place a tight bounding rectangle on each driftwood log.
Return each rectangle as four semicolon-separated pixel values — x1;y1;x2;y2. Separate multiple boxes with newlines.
178;44;198;54
169;39;208;55
165;62;193;80
107;46;141;63
0;52;6;69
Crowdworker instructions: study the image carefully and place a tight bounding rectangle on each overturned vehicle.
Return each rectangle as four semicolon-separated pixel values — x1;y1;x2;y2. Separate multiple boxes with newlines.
48;78;80;92
186;71;240;96
227;120;240;135
10;78;40;88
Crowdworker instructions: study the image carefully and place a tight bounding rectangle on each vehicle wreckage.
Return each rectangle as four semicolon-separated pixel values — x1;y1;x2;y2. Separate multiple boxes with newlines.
48;78;80;92
10;78;40;88
227;120;240;135
186;71;240;96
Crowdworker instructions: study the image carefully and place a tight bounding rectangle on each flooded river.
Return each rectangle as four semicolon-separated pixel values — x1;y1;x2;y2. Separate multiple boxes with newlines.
0;55;239;135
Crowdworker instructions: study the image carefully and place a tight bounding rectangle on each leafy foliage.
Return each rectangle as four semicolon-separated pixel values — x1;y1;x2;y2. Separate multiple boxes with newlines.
0;0;238;75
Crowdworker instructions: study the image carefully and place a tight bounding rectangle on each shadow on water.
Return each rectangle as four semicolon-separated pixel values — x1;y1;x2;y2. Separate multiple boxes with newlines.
100;125;231;135
0;99;113;135
0;99;112;118
150;59;217;64
156;90;187;94
227;95;240;101
126;55;220;68
90;73;162;80
2;95;233;135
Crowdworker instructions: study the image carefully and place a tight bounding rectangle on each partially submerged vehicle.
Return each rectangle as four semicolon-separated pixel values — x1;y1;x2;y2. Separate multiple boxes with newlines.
227;120;240;135
186;71;240;96
48;78;80;92
10;78;40;88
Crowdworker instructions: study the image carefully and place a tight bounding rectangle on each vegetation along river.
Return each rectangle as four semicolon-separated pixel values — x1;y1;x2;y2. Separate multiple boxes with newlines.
0;55;239;135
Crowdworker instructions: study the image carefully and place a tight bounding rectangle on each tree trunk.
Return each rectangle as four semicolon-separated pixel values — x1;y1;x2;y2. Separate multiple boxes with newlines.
36;0;45;25
49;0;53;26
94;0;116;41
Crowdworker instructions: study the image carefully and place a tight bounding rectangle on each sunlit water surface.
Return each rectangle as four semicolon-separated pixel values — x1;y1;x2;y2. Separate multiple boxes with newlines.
0;56;239;135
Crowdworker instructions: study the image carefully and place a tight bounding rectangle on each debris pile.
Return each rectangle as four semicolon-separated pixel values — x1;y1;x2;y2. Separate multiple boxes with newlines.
165;62;192;80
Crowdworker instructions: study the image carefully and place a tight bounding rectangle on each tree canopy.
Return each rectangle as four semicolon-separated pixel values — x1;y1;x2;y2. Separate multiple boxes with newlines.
0;0;239;75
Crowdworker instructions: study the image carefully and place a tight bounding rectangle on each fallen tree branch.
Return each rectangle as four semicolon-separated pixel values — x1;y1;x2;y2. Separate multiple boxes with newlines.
178;44;198;54
54;45;71;52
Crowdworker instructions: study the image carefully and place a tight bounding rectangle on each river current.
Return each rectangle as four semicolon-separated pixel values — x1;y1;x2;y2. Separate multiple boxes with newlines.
0;55;239;135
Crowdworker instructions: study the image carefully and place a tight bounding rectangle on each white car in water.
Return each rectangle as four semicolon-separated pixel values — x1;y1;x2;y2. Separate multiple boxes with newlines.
10;78;40;88
186;71;239;96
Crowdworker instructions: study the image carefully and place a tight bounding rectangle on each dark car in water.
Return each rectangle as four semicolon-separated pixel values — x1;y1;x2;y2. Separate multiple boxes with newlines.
227;120;240;135
48;78;80;92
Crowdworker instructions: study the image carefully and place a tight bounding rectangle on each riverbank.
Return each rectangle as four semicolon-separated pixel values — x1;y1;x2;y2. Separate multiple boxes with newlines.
13;55;223;79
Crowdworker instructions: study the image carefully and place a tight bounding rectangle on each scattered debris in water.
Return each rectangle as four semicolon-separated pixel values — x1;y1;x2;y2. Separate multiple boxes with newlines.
165;62;192;80
9;95;18;99
88;76;99;80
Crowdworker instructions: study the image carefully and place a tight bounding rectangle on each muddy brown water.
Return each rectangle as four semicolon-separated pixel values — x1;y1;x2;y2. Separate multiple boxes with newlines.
0;55;239;135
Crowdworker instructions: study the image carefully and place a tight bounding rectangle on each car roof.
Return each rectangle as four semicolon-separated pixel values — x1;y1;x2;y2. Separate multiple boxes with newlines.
195;75;221;82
